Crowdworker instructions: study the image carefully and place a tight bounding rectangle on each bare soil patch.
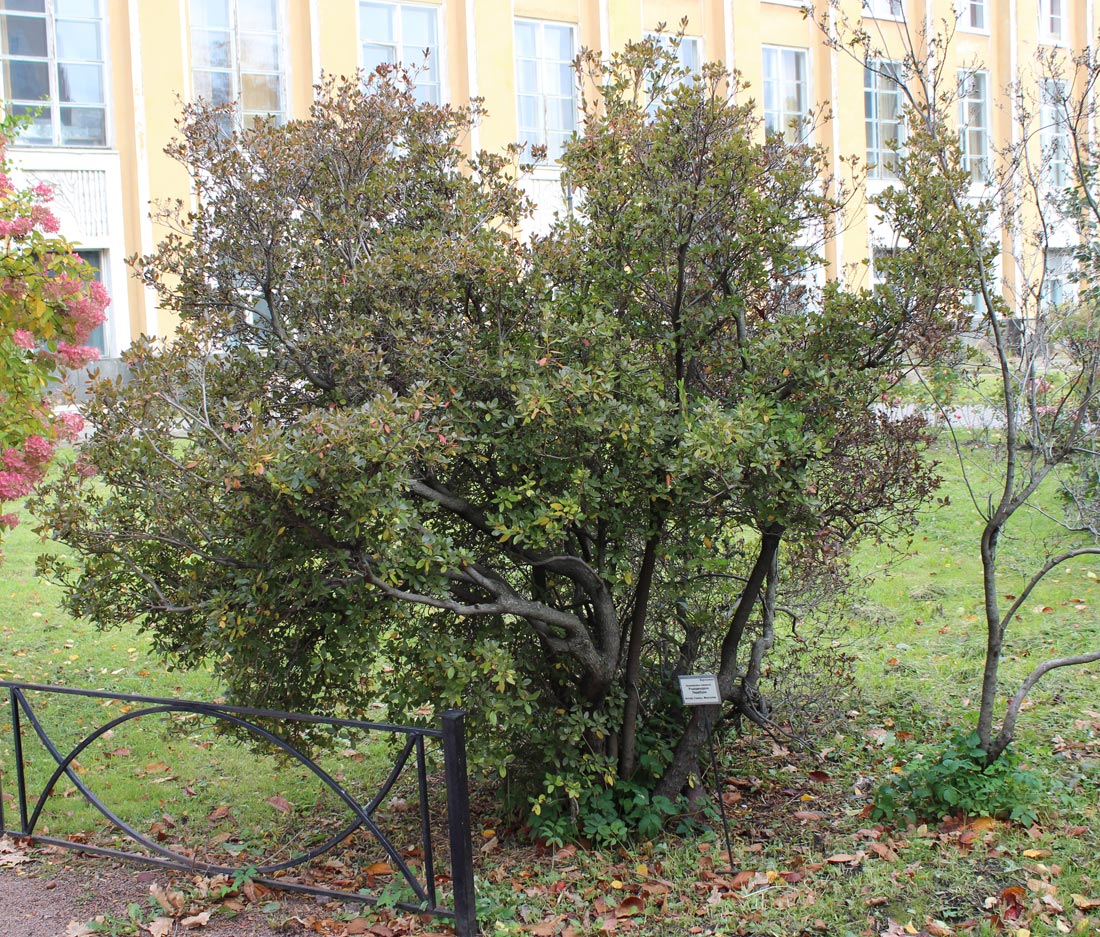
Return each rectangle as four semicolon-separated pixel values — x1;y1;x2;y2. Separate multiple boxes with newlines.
0;847;398;937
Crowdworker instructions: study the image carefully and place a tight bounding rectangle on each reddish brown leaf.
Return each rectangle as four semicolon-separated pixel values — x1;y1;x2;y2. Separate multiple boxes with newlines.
615;896;645;918
808;770;831;783
365;862;393;876
266;796;292;814
730;870;755;890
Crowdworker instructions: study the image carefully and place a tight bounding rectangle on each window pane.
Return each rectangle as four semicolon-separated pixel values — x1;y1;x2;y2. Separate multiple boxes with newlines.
9;101;50;140
360;3;394;41
58;62;103;102
56;20;101;60
403;6;435;48
552;96;574;132
411;79;438;105
194;67;232;104
514;22;536;58
517;93;538;134
191;0;229;28
3;14;48;56
240;32;278;71
239;0;277;31
516;58;537;93
60;104;104;144
681;37;700;72
241;71;280;112
8;57;47;98
0;0;45;12
403;43;436;79
57;0;100;16
362;42;393;71
547;25;572;61
192;29;231;67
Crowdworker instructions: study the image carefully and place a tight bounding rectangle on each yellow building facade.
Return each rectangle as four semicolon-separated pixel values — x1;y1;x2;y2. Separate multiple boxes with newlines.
1;0;1095;366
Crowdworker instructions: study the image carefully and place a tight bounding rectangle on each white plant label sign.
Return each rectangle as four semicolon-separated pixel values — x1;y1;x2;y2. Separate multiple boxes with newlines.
678;674;721;706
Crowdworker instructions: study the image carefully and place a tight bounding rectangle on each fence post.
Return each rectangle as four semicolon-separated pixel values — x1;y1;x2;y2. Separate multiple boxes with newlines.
441;709;477;936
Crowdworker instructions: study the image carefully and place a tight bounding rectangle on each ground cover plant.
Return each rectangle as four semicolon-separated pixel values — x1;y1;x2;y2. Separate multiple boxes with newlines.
5;439;1100;936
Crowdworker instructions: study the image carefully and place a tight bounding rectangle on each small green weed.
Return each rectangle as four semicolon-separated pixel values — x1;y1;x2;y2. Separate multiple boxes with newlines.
873;731;1045;826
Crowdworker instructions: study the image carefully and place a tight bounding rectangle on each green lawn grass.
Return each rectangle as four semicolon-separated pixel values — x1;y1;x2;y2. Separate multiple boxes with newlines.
2;436;1100;936
0;519;441;908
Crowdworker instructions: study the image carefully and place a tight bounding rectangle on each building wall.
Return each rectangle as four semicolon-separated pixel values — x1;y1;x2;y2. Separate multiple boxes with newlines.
2;0;1095;360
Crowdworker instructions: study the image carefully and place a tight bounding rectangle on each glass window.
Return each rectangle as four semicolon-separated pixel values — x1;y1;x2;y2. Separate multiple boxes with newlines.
863;0;903;18
79;248;107;354
359;2;441;105
1041;79;1070;193
515;19;576;163
865;60;904;180
958;69;989;184
644;31;701;77
1041;248;1075;310
762;46;808;145
1040;0;1064;42
0;0;107;146
191;0;285;128
960;0;986;31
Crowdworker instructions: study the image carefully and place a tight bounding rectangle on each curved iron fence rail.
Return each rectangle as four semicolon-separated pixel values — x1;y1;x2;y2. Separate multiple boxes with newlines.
0;681;477;936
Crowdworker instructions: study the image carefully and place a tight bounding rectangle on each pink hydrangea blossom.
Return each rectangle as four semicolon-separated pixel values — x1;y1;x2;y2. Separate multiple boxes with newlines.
0;513;19;531
22;434;53;466
64;280;109;341
56;410;85;440
55;342;99;369
0;217;33;238
31;181;53;200
12;329;34;350
2;448;26;472
0;470;36;501
30;204;59;233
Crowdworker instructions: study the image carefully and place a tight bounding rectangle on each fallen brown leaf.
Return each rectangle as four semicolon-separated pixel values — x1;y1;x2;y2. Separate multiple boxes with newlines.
180;910;212;928
616;896;645;918
142;918;174;937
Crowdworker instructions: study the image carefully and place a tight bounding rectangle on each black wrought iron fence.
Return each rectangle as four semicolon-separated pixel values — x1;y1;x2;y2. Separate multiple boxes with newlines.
0;681;477;936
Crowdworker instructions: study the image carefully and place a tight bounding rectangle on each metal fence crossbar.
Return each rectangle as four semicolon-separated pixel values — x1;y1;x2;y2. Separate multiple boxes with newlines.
0;681;477;936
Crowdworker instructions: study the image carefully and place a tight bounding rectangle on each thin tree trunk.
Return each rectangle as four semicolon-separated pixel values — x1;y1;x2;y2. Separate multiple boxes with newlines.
977;520;1003;750
618;532;662;779
654;528;782;799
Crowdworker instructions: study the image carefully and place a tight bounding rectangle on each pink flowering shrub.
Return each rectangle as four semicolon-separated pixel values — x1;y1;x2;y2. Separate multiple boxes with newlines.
0;116;109;551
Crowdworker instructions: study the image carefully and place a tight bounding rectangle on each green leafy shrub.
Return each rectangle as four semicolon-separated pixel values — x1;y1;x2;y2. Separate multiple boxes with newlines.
873;732;1044;826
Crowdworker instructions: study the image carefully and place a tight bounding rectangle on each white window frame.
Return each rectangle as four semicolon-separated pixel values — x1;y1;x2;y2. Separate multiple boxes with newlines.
359;1;443;105
762;45;809;145
0;0;109;148
865;60;904;181
1040;247;1075;311
870;245;896;294
643;31;701;75
863;0;904;20
1040;78;1070;194
642;31;701;112
514;18;577;164
957;0;988;33
190;0;287;127
1039;0;1065;44
958;69;990;185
